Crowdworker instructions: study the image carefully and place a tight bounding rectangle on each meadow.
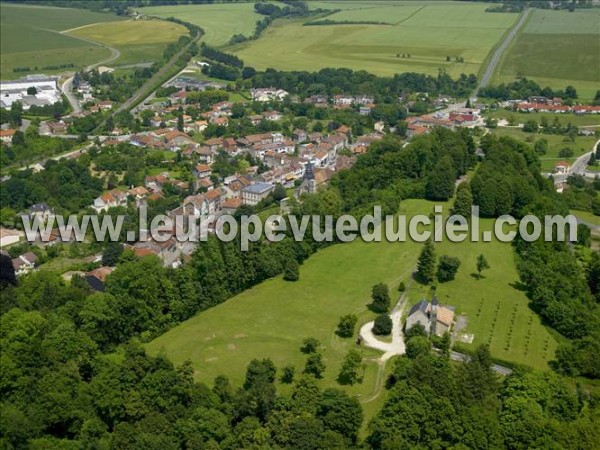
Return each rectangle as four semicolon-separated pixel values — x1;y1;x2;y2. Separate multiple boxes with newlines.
141;3;261;46
491;127;597;171
226;2;517;78
146;198;558;426
68;20;189;66
0;3;123;78
496;9;600;101
486;110;600;128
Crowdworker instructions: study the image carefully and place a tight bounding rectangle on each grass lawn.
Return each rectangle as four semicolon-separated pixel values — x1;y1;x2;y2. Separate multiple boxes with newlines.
486;110;600;128
146;198;560;428
68;20;189;66
491;127;597;172
403;216;559;370
571;209;600;227
141;3;261;46
0;3;122;78
495;9;600;101
227;3;518;78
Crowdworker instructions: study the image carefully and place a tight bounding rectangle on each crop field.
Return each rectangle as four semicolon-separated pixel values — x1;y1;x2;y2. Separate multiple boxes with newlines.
141;3;261;46
491;127;597;171
68;20;189;66
0;3;122;78
226;3;517;78
147;198;557;413
496;9;600;101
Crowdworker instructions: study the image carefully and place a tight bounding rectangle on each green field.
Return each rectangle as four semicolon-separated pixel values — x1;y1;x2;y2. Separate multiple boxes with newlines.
496;9;600;101
0;3;122;78
486;110;600;128
571;209;600;227
141;3;261;46
147;199;558;414
225;3;517;78
491;127;597;171
68;20;189;66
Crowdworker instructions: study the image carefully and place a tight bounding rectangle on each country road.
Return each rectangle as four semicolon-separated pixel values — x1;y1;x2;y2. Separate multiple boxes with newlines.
56;29;122;115
472;8;531;98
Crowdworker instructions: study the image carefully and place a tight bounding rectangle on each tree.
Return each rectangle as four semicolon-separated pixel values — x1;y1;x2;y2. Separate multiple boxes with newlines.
465;98;471;108
523;120;538;133
316;389;363;444
27;86;37;95
372;314;393;336
534;138;548;155
177;114;184;132
301;337;320;354
476;254;490;279
406;335;431;359
425;155;456;201
336;314;357;338
370;283;390;313
337;349;363;385
416;240;436;284
272;183;286;201
398;281;406;292
451;182;473;218
304;353;325;378
281;365;295;384
437;255;461;282
283;256;299;281
101;242;123;267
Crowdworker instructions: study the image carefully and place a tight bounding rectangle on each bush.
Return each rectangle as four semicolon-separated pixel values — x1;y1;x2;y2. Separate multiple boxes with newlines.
370;283;390;313
301;337;320;354
337;314;358;338
398;281;406;292
372;314;393;336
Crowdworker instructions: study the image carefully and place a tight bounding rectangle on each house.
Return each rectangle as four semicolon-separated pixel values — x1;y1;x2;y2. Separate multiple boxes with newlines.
405;298;455;337
205;187;227;212
0;228;21;248
263;110;283;121
194;164;212;179
133;237;181;268
212;116;229;127
249;115;263;126
92;189;128;212
183;194;209;218
12;252;38;276
374;121;385;133
28;203;55;220
296;162;334;196
195;120;208;132
0;129;16;144
39;121;67;136
250;87;289;102
555;161;570;174
85;266;114;292
164;130;193;150
221;197;242;214
293;129;307;143
242;182;275;206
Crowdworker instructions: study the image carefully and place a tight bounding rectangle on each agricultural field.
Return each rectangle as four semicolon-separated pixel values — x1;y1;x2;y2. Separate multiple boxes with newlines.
0;3;122;78
495;9;600;101
146;198;558;420
141;3;261;46
68;20;189;66
227;3;518;78
491;127;598;171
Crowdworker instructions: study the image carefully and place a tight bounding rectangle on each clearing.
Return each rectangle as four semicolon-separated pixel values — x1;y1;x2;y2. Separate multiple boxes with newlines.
0;3;123;78
495;9;600;101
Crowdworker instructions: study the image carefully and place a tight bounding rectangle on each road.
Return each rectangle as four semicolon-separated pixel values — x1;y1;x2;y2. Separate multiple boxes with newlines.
472;8;531;99
55;29;122;115
543;139;600;183
449;351;513;376
113;29;202;115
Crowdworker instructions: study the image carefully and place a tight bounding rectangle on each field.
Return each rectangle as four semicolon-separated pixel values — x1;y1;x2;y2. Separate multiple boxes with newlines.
68;20;189;66
141;3;261;46
496;9;600;101
146;198;559;430
486;110;600;128
491;127;598;171
0;3;122;78
225;2;517;78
